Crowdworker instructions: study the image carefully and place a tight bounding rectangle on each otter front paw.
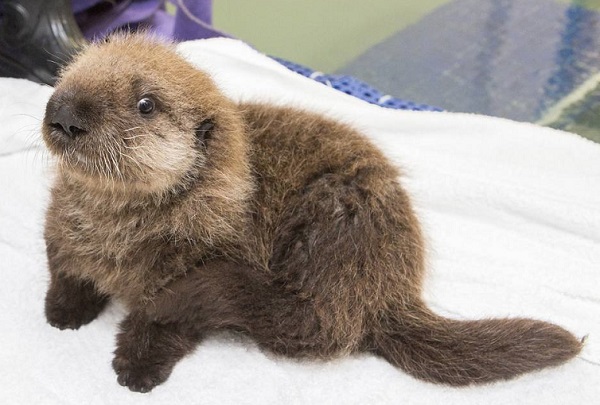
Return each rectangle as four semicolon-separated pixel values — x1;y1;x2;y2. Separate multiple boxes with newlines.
112;354;174;393
45;299;106;330
112;311;199;392
45;274;108;330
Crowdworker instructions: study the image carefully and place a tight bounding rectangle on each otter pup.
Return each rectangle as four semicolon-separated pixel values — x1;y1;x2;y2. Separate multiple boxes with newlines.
41;34;582;393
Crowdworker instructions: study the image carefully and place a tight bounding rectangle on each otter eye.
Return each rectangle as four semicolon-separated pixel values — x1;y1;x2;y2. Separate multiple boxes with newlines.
137;97;155;114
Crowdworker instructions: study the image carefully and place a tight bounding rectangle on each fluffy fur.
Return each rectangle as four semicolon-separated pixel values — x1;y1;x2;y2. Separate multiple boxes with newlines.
42;34;582;393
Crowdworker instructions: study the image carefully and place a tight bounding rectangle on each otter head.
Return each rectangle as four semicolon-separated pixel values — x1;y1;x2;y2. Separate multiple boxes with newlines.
42;33;248;199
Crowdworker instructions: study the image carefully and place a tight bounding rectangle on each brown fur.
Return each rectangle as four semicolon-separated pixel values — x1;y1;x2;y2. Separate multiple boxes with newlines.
41;34;582;393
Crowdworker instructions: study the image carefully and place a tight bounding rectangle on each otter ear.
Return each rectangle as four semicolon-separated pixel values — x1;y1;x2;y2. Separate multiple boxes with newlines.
195;119;214;146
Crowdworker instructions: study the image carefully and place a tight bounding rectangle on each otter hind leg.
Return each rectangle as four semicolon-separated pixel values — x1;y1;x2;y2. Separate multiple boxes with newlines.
264;173;418;358
146;260;329;363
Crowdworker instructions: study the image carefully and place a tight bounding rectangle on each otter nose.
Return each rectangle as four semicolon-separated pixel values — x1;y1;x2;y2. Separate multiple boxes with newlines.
50;104;87;138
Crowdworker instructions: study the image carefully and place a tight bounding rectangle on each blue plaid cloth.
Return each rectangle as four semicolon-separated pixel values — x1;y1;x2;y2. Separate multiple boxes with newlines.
272;57;442;112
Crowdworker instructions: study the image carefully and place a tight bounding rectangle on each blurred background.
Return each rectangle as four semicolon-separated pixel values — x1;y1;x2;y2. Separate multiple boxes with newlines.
1;0;598;142
212;0;600;142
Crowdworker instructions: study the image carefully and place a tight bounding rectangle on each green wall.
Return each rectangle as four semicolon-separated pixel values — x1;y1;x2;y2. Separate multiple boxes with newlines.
213;0;451;72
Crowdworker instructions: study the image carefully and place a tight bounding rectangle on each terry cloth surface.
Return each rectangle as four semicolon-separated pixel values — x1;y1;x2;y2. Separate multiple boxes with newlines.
0;38;599;404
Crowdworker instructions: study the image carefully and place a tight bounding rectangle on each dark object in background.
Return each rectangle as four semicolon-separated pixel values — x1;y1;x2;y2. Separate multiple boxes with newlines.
73;0;226;42
0;0;86;85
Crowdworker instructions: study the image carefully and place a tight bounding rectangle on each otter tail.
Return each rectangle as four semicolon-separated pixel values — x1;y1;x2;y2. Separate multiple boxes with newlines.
372;304;582;386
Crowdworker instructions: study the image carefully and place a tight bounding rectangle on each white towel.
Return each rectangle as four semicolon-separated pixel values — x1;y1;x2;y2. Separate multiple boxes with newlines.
0;38;598;405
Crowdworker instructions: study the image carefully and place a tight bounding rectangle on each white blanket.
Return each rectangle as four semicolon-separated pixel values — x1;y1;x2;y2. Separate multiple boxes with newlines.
1;38;599;405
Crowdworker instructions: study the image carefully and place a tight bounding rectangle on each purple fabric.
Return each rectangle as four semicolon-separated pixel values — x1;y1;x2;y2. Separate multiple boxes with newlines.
72;0;227;41
143;8;176;38
173;0;230;40
74;0;163;40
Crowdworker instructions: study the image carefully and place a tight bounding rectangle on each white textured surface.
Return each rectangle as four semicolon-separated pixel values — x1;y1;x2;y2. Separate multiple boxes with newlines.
0;38;599;404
